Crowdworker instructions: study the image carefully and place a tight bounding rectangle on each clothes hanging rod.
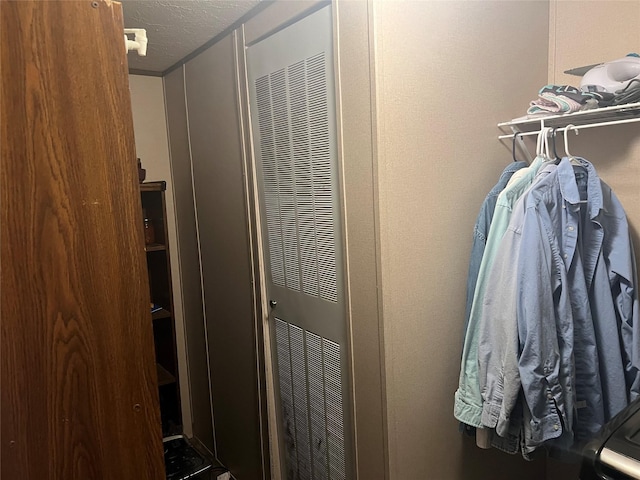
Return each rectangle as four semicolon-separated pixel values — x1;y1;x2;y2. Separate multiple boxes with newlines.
497;116;640;140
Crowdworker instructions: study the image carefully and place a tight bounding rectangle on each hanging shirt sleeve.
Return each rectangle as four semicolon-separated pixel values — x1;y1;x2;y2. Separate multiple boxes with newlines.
515;206;573;446
617;232;640;401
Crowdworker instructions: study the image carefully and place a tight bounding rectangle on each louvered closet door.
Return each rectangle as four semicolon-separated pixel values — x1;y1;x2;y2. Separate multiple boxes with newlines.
246;6;352;480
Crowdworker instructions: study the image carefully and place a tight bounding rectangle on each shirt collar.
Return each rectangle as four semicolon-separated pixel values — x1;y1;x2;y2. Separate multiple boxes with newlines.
556;156;603;219
502;161;529;175
498;161;528;183
489;161;528;196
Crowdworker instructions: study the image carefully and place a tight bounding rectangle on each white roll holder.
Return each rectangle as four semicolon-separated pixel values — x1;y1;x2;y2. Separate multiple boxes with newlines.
124;28;148;56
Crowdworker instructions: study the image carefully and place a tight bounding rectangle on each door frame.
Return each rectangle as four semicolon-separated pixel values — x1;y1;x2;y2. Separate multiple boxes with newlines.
234;25;284;480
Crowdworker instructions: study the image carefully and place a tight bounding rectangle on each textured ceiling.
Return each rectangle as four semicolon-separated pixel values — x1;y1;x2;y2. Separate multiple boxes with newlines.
122;0;261;73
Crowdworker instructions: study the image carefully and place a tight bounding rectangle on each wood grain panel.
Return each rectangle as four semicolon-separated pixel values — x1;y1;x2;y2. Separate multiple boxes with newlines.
1;1;165;479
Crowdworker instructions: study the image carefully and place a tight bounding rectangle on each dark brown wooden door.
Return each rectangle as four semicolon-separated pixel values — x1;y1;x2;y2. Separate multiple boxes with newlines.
1;1;165;479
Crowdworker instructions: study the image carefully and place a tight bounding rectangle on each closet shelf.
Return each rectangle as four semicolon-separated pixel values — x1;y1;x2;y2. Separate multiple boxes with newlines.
152;308;171;321
498;101;640;139
145;243;166;252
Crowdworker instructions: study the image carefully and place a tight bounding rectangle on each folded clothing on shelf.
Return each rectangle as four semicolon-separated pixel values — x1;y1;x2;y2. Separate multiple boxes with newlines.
527;84;615;116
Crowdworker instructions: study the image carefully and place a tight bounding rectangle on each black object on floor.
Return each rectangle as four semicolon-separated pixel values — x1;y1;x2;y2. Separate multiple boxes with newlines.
163;435;213;480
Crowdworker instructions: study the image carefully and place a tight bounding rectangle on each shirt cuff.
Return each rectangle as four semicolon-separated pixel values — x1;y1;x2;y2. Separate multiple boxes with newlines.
527;411;563;446
454;390;483;427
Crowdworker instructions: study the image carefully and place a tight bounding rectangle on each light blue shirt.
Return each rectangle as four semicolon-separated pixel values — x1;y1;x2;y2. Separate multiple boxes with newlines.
478;157;639;450
464;161;528;337
455;156;545;427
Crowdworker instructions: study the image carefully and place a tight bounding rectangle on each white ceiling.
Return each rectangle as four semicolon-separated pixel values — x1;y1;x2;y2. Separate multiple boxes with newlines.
122;0;261;73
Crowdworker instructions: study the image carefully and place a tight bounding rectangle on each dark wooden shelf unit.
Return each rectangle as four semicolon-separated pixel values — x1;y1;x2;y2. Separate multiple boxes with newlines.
141;181;182;436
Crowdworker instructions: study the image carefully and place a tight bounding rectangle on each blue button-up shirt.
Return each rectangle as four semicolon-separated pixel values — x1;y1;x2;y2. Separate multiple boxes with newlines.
478;157;639;449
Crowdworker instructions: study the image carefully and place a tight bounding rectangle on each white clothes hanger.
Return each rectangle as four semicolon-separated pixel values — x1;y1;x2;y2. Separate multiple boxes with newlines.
563;123;588;203
535;127;544;156
536;126;552;160
544;127;553;160
564;124;581;164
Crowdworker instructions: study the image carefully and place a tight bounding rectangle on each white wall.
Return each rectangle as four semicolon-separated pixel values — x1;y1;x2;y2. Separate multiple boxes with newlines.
371;2;550;478
128;74;192;437
549;0;640;87
368;1;640;478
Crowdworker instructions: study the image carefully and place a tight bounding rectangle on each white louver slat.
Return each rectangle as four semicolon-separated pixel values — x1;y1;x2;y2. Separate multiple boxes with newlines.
255;75;286;287
274;319;346;480
275;318;298;478
254;53;337;303
247;7;349;479
290;325;312;480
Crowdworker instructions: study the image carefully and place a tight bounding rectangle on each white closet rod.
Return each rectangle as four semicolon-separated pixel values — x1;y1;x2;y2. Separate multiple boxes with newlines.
498;116;640;140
